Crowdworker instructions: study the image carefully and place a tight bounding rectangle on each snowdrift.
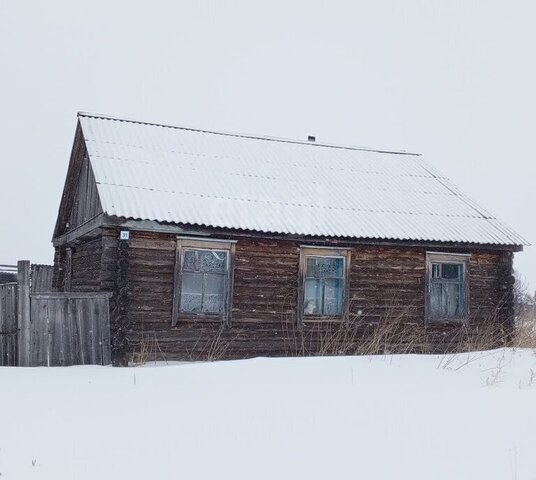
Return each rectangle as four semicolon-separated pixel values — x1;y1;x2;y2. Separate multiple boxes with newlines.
0;349;535;479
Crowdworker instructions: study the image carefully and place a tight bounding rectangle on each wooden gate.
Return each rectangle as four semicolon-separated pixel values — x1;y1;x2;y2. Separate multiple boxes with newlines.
0;283;17;366
27;293;111;366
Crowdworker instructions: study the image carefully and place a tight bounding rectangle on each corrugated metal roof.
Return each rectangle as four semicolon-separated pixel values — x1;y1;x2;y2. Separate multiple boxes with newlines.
78;112;527;246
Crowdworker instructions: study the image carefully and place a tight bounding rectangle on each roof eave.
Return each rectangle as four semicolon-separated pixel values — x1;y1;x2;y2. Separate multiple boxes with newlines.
103;216;526;252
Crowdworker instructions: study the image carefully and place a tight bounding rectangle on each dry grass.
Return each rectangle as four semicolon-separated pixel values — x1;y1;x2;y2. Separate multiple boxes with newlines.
129;311;536;365
282;302;536;359
130;325;242;365
129;332;167;365
198;324;235;362
514;314;536;349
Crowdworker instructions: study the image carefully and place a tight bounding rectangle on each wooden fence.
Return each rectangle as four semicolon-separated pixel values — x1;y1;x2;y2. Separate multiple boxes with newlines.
0;261;111;367
30;264;54;293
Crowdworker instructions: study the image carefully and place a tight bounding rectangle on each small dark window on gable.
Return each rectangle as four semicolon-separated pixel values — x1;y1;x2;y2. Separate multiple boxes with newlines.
426;253;470;323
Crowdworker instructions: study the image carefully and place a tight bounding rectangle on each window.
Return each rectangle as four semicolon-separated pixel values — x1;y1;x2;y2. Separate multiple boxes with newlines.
426;252;469;322
172;238;235;325
180;249;227;313
299;247;350;322
304;257;344;315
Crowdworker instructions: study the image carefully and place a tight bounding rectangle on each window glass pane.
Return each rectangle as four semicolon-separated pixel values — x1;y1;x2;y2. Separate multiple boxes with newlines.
304;278;322;315
306;257;317;277
183;250;196;272
458;284;465;315
430;283;442;317
324;278;343;315
306;257;344;278
304;256;345;315
203;274;225;313
180;272;203;312
428;259;467;320
317;257;343;278
441;263;462;280
199;250;227;273
445;283;463;317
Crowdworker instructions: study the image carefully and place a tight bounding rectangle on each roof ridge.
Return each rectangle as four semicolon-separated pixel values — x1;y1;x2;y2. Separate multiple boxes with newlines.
77;111;421;156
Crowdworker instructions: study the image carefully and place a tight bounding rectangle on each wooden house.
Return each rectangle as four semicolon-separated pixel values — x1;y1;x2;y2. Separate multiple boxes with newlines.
52;113;527;363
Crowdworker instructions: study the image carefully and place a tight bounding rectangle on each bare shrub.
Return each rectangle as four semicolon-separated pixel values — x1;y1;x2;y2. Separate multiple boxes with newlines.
513;271;536;349
513;316;536;349
514;272;534;320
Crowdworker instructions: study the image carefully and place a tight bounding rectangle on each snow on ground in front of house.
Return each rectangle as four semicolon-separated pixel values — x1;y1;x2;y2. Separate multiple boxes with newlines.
1;349;536;480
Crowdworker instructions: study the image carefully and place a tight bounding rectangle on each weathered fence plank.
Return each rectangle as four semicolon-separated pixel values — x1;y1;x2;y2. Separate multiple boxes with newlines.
72;298;85;364
49;298;61;366
90;298;99;364
100;299;112;365
17;261;31;367
0;284;17;366
30;296;46;366
63;299;74;365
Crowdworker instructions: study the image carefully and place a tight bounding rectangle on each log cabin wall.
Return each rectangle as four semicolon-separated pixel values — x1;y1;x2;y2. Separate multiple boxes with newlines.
53;236;103;293
97;229;514;362
70;237;102;292
52;247;67;291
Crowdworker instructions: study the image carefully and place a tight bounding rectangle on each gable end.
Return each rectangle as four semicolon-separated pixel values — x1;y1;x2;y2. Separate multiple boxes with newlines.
53;122;103;241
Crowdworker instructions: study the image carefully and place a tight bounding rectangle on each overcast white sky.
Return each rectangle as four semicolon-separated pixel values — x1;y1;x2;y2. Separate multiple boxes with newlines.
1;1;534;289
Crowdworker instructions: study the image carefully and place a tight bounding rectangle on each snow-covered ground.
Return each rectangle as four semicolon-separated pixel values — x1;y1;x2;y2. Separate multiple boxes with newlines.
1;349;535;480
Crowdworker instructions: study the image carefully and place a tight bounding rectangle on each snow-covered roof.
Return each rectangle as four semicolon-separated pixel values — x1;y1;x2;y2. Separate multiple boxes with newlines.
78;112;526;246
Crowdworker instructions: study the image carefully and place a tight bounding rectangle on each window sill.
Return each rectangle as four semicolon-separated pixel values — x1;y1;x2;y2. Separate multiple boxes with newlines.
302;316;346;323
173;313;227;325
425;318;467;326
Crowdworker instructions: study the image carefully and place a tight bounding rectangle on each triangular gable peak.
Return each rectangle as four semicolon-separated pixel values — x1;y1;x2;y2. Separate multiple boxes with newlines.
53;122;103;240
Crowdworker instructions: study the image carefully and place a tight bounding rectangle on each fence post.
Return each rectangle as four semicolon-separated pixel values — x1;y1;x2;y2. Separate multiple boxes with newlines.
17;260;31;367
